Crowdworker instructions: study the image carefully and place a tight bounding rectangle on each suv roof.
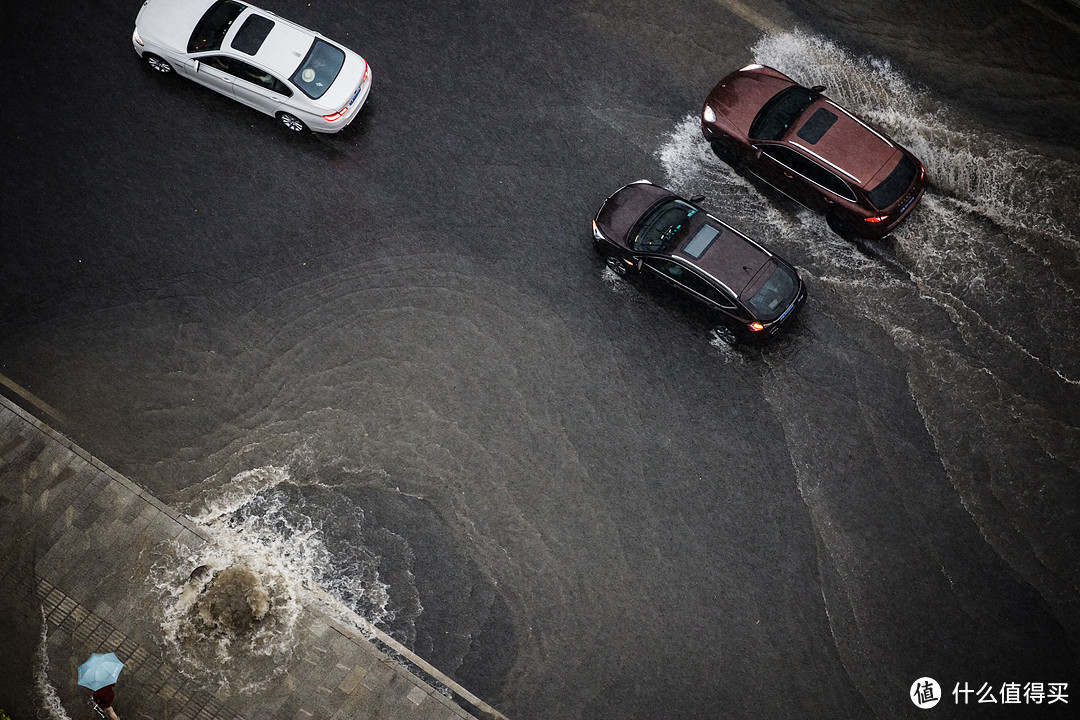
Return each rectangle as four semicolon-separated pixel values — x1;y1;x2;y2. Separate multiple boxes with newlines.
785;98;897;188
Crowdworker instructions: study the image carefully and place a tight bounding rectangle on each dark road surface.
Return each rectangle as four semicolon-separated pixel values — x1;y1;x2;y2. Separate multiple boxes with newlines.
3;1;1079;718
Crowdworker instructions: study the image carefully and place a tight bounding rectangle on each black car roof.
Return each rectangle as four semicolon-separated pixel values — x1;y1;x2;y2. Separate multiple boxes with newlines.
674;214;773;298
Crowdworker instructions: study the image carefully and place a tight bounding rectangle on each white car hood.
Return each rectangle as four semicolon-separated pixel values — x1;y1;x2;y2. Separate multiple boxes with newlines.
136;0;219;54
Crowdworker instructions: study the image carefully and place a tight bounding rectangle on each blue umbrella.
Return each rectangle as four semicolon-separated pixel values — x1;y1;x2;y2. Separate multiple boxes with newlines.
77;652;125;691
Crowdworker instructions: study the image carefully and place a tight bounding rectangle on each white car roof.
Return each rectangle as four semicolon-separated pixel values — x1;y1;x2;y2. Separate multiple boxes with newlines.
231;8;316;79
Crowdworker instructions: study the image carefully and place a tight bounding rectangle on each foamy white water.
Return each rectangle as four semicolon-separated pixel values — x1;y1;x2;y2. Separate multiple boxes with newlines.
152;464;399;693
32;608;72;720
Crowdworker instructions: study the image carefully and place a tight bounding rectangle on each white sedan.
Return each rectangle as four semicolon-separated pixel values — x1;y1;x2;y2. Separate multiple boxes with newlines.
132;0;371;133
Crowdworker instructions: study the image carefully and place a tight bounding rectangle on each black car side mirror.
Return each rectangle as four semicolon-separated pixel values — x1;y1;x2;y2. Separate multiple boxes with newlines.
811;85;826;94
690;194;705;204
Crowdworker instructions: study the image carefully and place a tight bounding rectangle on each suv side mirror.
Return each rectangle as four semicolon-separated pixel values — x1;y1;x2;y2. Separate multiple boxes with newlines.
690;194;705;203
811;85;826;94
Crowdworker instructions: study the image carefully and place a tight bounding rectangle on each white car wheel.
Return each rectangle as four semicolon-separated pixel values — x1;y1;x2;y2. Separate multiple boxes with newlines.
145;55;173;74
278;113;307;132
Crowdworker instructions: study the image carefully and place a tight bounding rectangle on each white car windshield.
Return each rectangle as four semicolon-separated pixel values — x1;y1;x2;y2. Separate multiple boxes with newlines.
188;0;247;54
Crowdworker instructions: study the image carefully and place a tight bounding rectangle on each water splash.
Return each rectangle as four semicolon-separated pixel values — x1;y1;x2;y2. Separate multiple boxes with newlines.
708;329;748;362
190;465;293;523
32;607;71;720
600;265;634;294
661;30;1080;383
751;31;1080;249
152;464;399;693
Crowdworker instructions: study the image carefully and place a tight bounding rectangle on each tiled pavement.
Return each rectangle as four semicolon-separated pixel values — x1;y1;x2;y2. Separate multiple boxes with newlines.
0;394;506;720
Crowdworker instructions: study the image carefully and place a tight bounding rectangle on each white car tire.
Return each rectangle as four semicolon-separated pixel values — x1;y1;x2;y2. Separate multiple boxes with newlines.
144;54;173;74
277;112;307;133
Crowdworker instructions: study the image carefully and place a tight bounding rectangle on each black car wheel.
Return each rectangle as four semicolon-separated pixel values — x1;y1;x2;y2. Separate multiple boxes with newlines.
145;54;173;74
712;325;740;346
709;137;739;166
604;255;630;276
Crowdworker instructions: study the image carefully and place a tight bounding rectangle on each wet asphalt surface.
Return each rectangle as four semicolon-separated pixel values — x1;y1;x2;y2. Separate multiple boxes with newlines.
2;1;1080;718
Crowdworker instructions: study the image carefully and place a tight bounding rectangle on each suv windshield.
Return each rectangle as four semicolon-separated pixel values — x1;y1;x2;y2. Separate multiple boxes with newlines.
749;86;816;141
744;262;799;321
188;0;247;54
631;200;698;252
867;154;919;209
291;39;346;99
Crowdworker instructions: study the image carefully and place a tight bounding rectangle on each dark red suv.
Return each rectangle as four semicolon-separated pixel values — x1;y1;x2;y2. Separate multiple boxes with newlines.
701;64;925;240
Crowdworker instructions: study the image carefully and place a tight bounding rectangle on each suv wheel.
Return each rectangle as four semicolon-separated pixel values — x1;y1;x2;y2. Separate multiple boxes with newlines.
710;138;739;166
827;212;865;241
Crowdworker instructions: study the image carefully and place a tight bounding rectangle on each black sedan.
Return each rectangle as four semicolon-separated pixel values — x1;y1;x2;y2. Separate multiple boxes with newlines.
592;181;807;344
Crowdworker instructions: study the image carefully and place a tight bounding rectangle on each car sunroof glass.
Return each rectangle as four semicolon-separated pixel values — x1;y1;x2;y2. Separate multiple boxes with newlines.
232;14;275;56
796;108;838;144
682;225;720;259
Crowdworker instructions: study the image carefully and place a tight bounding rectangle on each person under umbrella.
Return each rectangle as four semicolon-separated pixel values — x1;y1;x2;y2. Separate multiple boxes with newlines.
92;684;120;720
77;652;124;720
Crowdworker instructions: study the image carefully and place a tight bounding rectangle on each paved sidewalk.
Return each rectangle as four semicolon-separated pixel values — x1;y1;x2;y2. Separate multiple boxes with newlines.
0;394;506;720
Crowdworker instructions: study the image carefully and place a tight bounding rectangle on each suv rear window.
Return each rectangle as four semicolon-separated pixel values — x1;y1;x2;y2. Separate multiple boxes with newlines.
867;155;919;209
188;0;247;53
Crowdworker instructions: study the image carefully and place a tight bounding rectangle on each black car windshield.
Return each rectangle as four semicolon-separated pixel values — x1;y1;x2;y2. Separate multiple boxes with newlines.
867;154;919;209
630;199;698;252
744;262;799;321
749;86;817;141
291;39;346;99
188;0;247;54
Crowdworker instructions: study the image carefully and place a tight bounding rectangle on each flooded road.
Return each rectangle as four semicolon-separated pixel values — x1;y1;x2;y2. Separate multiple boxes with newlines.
2;1;1078;718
